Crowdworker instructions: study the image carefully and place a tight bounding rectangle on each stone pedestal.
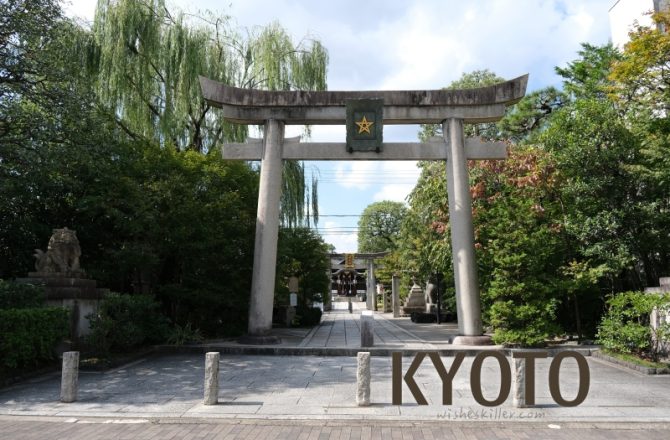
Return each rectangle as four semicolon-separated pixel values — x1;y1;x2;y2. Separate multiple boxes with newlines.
16;273;108;340
401;282;426;315
451;335;492;345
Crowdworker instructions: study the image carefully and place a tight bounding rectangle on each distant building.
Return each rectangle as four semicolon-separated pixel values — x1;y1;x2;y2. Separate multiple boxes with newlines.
609;0;669;47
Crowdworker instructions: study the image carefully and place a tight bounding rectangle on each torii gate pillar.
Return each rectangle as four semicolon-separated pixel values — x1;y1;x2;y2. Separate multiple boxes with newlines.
445;118;487;344
241;119;284;342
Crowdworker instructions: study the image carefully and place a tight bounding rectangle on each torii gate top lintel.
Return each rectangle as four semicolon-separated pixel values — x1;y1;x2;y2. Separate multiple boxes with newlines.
199;74;528;125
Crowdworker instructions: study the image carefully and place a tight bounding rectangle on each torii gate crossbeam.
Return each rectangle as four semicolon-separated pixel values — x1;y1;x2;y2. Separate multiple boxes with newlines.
200;75;528;345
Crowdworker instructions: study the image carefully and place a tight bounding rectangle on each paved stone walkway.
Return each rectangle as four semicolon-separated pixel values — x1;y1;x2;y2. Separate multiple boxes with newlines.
299;302;431;349
0;301;669;438
1;353;669;422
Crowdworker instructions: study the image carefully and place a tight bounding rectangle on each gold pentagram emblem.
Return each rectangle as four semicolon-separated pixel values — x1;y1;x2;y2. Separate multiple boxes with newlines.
355;115;374;134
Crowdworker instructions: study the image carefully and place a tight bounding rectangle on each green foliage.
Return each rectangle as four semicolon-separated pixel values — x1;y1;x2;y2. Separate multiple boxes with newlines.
0;280;45;309
292;305;322;327
0;307;69;371
87;293;170;353
167;322;204;346
0;0;64;105
419;70;506;142
275;228;330;307
91;0;326;151
498;87;566;143
472;148;565;346
90;0;326;227
357;201;408;253
597;291;670;361
556;43;621;100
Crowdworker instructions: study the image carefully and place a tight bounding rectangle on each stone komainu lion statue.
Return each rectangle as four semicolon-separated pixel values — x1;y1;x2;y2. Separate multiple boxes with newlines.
34;227;82;274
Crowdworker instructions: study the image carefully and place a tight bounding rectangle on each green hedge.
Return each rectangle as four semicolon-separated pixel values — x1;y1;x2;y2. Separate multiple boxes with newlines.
87;293;170;353
0;307;69;371
597;291;670;361
0;280;45;309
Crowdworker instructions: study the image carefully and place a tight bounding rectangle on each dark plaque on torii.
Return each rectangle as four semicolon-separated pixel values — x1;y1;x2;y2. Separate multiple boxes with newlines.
345;98;383;153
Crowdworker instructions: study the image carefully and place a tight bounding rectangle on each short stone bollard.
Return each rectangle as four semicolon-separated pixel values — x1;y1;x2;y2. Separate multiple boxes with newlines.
511;350;546;408
356;352;371;406
203;352;220;405
60;351;79;403
512;355;526;407
361;311;374;347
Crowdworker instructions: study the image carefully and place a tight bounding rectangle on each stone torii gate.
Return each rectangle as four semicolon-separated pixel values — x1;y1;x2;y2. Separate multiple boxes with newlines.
200;75;528;345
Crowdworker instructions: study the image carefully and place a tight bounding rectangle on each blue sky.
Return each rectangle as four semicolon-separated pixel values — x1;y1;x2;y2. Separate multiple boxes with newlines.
64;0;617;252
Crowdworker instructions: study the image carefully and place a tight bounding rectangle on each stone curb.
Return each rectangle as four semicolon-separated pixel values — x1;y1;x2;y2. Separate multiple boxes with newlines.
591;350;670;375
153;344;595;357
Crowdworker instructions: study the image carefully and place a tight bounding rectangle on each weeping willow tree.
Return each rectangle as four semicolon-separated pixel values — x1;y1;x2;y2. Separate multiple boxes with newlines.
89;0;327;226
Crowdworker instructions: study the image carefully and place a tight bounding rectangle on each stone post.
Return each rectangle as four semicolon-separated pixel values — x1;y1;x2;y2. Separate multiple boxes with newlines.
444;118;483;340
392;275;400;318
204;352;220;405
60;351;79;403
356;352;371;406
361;311;374;347
246;119;284;341
366;259;376;310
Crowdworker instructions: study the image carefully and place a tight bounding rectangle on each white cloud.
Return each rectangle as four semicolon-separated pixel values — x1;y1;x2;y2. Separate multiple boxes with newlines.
60;0;96;25
373;183;414;203
318;220;358;253
371;161;420;203
333;161;377;190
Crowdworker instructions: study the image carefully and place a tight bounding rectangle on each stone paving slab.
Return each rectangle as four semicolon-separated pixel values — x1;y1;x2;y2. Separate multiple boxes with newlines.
157;301;596;357
1;354;669;423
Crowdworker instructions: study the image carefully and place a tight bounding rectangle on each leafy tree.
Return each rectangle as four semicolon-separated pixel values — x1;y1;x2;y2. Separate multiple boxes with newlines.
275;227;330;307
0;0;63;109
471;147;566;346
357;201;408;253
498;87;565;143
91;0;327;151
89;0;327;227
556;43;621;101
419;69;506;142
0;0;120;277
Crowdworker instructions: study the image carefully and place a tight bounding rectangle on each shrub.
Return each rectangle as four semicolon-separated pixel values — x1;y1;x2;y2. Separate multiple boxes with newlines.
87;293;169;353
167;322;204;345
490;299;561;347
0;308;69;371
597;291;670;361
293;306;322;327
0;280;45;309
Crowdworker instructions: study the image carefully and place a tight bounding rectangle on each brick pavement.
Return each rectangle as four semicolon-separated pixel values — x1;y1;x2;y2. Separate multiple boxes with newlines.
1;417;669;439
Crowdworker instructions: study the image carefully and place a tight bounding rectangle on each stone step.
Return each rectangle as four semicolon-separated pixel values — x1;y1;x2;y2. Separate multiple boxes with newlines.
660;277;670;287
